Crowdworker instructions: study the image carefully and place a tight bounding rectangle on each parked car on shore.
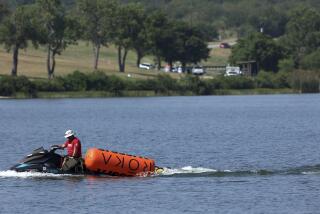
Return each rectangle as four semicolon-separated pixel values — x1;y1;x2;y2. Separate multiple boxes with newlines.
171;67;178;72
192;66;205;75
224;66;241;76
224;71;240;76
139;63;153;70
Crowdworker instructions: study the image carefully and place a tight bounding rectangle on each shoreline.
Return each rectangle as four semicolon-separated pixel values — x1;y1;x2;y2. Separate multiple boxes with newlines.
1;88;304;99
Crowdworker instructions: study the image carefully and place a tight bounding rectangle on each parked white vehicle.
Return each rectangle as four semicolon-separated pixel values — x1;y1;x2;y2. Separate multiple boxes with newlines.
139;63;153;70
192;66;205;75
225;66;241;76
171;67;178;72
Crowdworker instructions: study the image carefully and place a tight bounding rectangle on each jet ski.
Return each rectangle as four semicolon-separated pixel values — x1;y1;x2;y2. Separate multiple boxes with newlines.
10;145;84;174
10;145;164;176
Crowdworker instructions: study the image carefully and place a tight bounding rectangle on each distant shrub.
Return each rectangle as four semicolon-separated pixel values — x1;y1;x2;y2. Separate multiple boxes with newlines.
0;76;15;96
220;76;255;89
153;74;178;94
33;78;66;92
179;75;200;92
291;70;319;93
278;58;295;73
15;76;37;96
128;79;157;91
196;80;215;95
301;50;320;70
107;75;126;93
179;75;217;94
256;71;276;88
62;71;88;91
86;71;109;91
0;75;36;96
179;75;256;94
273;71;291;88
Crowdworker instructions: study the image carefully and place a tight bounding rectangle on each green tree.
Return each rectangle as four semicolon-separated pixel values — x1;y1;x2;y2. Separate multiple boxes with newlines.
301;50;320;70
0;1;9;22
194;23;218;41
171;23;210;71
146;16;210;71
278;58;295;73
256;71;276;88
76;0;118;70
112;3;144;72
0;5;36;76
248;6;287;37
36;0;80;79
153;21;177;69
125;5;148;68
229;32;285;72
145;11;171;70
281;7;320;67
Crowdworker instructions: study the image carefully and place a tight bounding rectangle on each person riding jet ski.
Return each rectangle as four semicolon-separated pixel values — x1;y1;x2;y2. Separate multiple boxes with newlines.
58;129;83;172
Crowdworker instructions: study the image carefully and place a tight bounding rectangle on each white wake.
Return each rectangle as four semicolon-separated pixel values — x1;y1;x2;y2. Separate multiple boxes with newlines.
0;170;82;178
0;167;220;178
159;166;218;176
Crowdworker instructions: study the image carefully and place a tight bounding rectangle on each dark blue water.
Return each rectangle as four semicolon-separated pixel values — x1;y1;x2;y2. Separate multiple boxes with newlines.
0;95;320;213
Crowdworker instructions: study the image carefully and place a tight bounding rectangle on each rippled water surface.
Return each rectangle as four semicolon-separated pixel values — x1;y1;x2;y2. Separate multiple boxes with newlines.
0;95;320;213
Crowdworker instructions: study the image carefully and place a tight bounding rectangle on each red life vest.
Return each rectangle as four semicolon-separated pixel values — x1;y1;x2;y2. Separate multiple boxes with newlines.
64;137;82;158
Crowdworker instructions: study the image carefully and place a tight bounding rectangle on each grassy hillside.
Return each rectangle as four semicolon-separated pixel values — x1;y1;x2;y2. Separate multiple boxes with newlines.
0;41;231;79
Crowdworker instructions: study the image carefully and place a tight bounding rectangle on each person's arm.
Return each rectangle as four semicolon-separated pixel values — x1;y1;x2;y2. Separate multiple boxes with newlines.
72;143;79;157
60;142;67;149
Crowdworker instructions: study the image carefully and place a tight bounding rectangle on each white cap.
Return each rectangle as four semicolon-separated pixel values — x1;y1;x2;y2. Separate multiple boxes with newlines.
64;130;75;138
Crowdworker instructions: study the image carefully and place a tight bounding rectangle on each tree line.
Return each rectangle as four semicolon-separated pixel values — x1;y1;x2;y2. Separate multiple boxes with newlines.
5;0;320;39
0;0;210;78
229;6;320;74
0;0;319;94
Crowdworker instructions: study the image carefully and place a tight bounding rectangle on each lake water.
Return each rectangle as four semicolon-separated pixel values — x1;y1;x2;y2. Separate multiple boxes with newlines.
0;94;320;213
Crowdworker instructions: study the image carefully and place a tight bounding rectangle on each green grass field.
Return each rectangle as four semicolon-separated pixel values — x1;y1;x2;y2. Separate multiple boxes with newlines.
0;41;231;79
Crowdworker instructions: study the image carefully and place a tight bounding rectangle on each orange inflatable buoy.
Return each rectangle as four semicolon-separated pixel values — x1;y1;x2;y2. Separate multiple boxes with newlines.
84;148;155;176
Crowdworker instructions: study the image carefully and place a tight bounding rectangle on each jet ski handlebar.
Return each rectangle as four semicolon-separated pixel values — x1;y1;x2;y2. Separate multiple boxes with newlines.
50;145;64;152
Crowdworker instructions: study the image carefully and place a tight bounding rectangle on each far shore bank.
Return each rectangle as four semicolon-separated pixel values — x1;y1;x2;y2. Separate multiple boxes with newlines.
1;88;303;99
